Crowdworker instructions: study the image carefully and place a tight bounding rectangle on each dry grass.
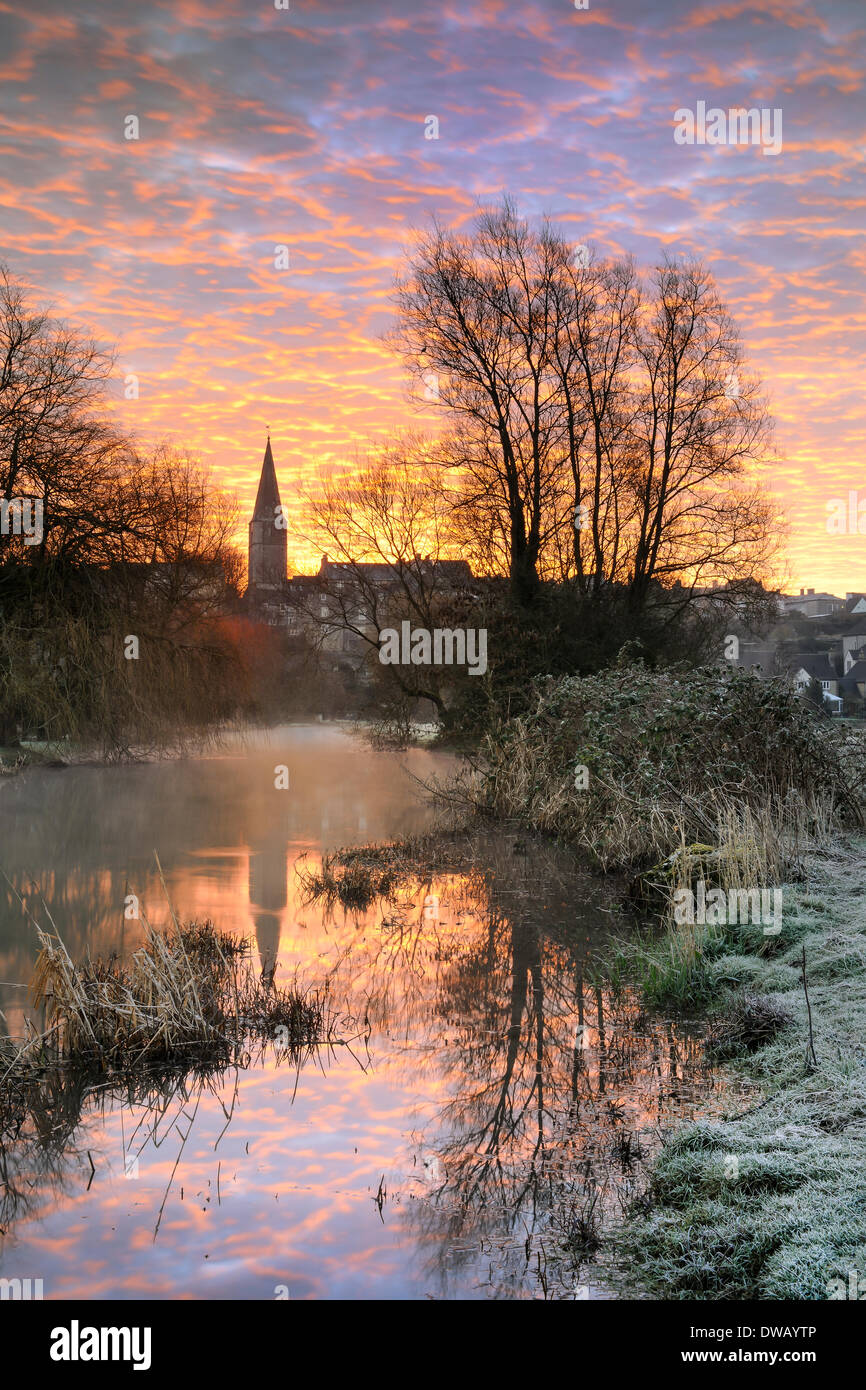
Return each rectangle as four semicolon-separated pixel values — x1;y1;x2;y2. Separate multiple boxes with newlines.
0;922;350;1232
607;797;837;1011
295;835;463;913
0;921;344;1167
459;665;862;873
705;992;795;1059
470;743;838;880
296;851;403;912
5;920;332;1077
634;796;832;912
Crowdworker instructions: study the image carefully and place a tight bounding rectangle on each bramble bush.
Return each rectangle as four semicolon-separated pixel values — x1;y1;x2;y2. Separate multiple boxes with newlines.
473;663;862;868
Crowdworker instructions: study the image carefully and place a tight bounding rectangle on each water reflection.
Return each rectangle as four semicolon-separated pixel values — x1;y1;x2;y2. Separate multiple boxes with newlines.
0;726;443;1031
307;847;732;1298
0;727;742;1299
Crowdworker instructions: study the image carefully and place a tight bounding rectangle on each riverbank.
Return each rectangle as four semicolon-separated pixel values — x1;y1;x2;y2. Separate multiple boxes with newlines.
439;664;866;1298
609;835;866;1299
0;741;71;772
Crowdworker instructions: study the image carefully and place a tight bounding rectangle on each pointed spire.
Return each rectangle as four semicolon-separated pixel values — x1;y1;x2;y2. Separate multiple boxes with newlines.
253;436;281;519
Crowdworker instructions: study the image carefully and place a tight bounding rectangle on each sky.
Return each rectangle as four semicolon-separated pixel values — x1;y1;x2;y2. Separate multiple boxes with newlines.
0;0;864;588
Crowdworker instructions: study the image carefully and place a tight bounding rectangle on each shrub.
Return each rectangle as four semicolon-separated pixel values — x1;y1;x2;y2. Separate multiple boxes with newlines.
471;664;861;868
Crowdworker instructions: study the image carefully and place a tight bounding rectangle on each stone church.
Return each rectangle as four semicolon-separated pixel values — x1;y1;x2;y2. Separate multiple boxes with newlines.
246;436;474;640
246;436;296;628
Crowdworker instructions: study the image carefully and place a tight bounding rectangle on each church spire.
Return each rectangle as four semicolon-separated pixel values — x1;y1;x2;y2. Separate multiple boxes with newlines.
253;435;281;519
248;435;287;592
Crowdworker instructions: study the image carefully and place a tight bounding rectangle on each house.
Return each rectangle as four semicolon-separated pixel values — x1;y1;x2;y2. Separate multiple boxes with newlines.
297;555;476;659
791;654;839;694
842;636;866;672
778;589;846;619
839;660;866;712
791;654;841;709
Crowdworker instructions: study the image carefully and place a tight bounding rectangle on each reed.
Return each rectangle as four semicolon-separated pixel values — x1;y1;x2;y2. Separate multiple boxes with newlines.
9;920;331;1073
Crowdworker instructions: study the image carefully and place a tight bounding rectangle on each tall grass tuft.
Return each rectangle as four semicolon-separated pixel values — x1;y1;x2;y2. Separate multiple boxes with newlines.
20;920;331;1069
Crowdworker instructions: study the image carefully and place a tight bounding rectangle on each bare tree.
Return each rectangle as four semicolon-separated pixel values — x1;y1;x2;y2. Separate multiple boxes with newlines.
292;439;476;720
104;445;241;618
548;249;640;593
390;205;782;612
625;258;779;608
0;262;120;560
391;202;569;604
0;265;250;754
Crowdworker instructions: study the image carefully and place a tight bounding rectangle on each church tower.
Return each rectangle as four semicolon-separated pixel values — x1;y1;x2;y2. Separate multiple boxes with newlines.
248;436;287;590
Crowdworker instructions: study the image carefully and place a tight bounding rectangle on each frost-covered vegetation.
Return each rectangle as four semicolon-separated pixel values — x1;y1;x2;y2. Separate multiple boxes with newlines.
469;663;863;869
466;663;866;1298
611;841;866;1299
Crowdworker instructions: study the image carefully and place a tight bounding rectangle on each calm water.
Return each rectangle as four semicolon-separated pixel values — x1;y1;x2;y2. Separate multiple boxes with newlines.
0;726;731;1300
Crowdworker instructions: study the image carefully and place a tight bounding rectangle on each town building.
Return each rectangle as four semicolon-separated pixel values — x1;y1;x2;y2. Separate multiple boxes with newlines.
777;589;846;619
244;438;475;653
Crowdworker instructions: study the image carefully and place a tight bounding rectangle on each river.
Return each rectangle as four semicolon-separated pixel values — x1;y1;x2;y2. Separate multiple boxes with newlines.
0;725;729;1299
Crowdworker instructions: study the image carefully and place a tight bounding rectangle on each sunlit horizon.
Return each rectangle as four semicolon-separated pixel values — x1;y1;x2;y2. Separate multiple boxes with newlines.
2;0;863;592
